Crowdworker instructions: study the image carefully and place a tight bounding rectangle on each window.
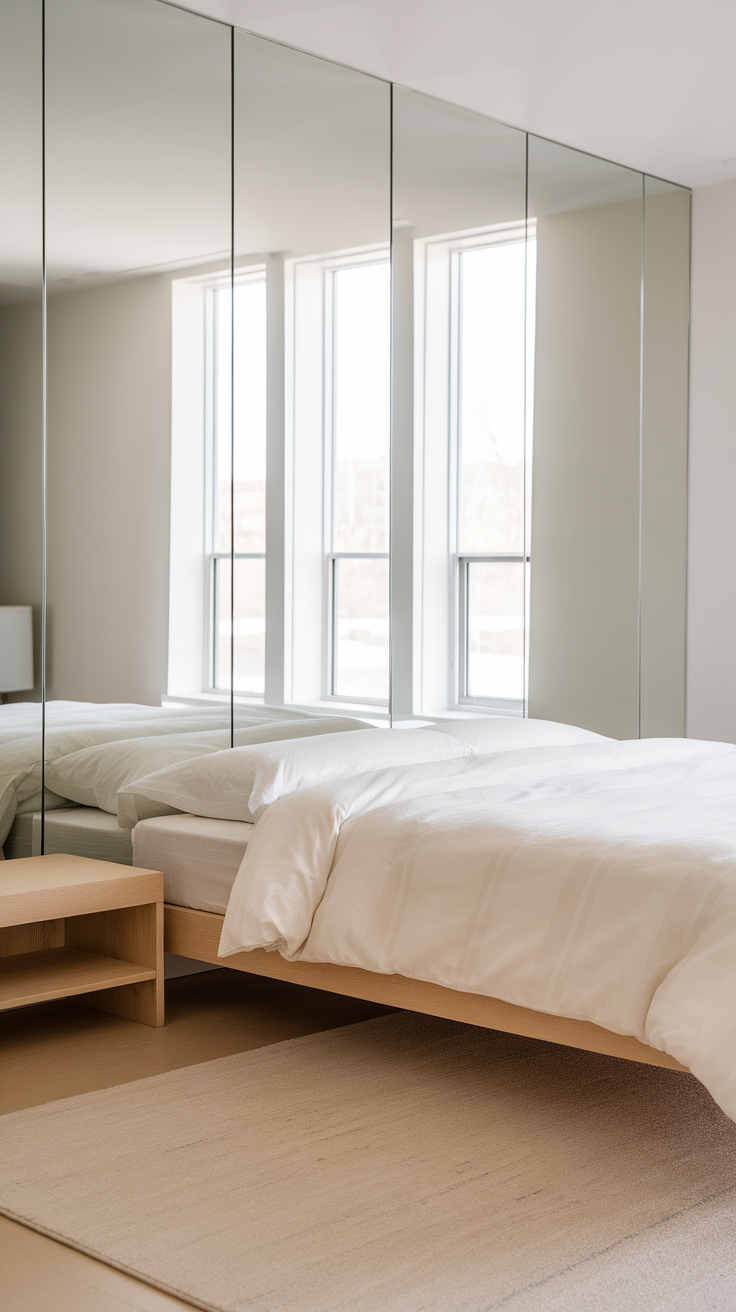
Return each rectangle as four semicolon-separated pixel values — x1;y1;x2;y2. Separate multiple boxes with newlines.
200;250;390;710
286;245;390;711
412;221;535;717
170;229;533;720
328;260;390;702
211;273;267;695
455;237;536;710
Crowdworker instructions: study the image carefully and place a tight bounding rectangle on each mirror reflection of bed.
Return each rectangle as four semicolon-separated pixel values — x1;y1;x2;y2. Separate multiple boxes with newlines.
3;0;711;1102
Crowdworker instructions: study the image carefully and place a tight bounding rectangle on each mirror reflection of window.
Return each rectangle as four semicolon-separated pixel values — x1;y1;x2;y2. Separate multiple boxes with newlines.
213;276;267;695
456;235;536;709
330;259;390;703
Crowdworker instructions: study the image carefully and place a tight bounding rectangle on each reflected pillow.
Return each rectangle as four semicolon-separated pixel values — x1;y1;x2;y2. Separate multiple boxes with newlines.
44;717;370;821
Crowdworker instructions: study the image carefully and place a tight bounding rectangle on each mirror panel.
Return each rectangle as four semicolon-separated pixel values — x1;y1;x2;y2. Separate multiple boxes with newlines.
0;2;692;873
233;31;391;724
0;0;44;858
45;0;232;708
640;177;690;737
390;86;529;722
526;135;644;738
41;0;232;861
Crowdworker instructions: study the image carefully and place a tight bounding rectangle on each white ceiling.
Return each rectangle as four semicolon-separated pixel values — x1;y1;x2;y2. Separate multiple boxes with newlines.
176;0;736;189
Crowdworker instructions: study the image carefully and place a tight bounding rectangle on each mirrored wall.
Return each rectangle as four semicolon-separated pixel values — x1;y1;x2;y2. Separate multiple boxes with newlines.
0;0;43;857
0;0;690;861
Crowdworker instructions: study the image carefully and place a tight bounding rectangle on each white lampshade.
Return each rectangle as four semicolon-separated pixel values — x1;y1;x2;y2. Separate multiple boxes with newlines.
0;606;34;693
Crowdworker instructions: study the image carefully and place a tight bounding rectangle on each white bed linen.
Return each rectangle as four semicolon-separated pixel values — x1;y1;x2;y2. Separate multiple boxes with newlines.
0;699;321;849
34;806;135;864
117;718;607;826
133;814;251;914
48;716;367;820
0;701;231;848
218;737;736;1121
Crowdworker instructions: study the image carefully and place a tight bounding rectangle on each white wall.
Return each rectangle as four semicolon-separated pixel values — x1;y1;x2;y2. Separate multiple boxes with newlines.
0;300;43;699
46;276;172;704
686;178;736;743
528;200;642;739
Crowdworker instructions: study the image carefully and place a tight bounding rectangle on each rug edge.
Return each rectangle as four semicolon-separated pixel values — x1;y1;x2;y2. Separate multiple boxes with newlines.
0;1205;223;1312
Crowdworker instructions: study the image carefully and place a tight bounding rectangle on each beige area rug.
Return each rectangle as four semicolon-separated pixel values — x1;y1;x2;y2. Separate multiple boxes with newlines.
2;1013;736;1312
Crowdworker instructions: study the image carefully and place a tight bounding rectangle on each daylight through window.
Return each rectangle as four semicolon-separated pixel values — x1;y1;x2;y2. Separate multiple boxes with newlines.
213;274;267;695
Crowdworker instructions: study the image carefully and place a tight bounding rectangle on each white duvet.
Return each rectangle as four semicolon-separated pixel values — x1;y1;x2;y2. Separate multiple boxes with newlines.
219;737;736;1121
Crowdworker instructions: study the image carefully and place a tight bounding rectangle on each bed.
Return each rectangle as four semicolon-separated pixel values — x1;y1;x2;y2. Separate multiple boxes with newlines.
7;707;734;1112
117;720;736;1106
0;700;369;858
124;723;736;1121
130;810;688;1073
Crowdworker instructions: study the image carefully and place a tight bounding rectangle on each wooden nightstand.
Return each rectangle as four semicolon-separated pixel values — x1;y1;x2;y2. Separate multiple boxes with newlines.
0;854;164;1026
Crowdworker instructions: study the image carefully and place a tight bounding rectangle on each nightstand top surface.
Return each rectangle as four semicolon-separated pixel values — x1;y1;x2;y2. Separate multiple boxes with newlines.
0;854;162;927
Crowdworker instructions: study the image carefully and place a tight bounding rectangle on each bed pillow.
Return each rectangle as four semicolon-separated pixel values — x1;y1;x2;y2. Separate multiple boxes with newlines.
117;727;470;826
45;717;370;820
427;717;611;748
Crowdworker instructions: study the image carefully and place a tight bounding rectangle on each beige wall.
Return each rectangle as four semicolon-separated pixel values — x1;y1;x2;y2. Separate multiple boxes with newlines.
528;199;643;738
528;191;689;740
0;299;43;699
45;275;171;704
686;178;736;743
640;187;689;738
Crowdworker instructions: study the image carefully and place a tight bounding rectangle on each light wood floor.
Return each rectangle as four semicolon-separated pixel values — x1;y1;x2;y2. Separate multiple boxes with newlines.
0;966;395;1311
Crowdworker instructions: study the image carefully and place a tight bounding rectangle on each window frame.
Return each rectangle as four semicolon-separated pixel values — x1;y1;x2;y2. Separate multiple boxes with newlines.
452;230;533;715
328;550;391;705
207;266;267;698
412;220;534;718
325;253;391;705
286;243;391;711
456;553;530;715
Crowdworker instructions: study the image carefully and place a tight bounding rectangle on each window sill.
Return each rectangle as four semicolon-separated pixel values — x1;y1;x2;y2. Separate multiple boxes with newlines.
162;692;386;726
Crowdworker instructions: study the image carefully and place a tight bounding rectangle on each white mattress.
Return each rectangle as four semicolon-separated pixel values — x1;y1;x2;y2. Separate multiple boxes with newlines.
133;814;252;914
3;806;131;862
32;807;134;864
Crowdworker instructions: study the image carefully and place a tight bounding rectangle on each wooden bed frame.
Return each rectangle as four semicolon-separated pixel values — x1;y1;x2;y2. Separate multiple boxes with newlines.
164;902;687;1073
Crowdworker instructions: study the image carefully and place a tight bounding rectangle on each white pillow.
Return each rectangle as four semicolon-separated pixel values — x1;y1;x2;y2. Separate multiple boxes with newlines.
118;727;469;826
45;717;369;819
427;717;611;748
117;717;611;829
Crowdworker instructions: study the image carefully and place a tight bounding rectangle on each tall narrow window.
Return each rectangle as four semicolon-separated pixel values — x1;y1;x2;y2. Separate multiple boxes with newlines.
456;236;535;709
329;260;390;702
213;273;267;695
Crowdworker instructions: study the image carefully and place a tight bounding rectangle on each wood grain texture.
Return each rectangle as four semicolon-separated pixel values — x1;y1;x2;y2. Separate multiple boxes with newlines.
0;948;155;1010
67;903;164;1027
0;921;64;957
164;902;688;1073
0;856;164;1027
0;855;162;928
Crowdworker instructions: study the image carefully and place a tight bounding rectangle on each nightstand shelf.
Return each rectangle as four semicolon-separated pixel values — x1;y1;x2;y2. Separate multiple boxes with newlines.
0;946;156;1010
0;853;164;1026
